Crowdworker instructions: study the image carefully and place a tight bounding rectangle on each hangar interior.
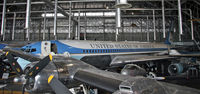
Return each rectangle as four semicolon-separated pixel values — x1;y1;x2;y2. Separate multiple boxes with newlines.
0;0;199;42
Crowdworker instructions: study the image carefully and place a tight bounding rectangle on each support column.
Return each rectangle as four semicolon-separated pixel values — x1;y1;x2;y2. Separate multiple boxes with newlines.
84;12;87;40
162;0;166;38
116;8;121;41
25;0;31;41
178;0;183;41
43;11;46;40
147;16;150;42
54;0;58;40
153;10;156;41
12;12;16;40
68;2;72;39
77;10;81;40
189;9;194;40
1;0;6;41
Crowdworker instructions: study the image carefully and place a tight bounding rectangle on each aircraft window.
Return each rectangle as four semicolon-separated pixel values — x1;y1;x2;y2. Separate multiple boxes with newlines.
51;43;58;54
89;50;91;53
92;50;94;53
83;50;85;53
86;50;88;53
100;50;102;53
95;50;97;53
103;50;105;53
31;48;36;52
98;50;99;53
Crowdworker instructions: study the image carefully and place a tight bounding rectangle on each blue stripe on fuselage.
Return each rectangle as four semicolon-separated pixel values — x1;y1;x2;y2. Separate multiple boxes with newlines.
53;40;168;54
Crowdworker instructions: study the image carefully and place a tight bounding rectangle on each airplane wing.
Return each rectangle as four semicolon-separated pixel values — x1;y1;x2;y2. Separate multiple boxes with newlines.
170;54;200;57
73;68;200;94
110;55;176;66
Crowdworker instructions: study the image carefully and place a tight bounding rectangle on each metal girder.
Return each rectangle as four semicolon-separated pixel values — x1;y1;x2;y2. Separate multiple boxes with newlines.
193;0;200;6
181;0;188;4
42;0;78;23
0;0;177;6
1;8;190;14
165;1;200;24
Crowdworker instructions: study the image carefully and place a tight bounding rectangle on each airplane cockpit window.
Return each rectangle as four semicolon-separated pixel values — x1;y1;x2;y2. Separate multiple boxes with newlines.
22;48;36;53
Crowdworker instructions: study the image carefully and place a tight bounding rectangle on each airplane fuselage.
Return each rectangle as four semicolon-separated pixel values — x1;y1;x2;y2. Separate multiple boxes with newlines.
22;40;168;59
21;40;169;69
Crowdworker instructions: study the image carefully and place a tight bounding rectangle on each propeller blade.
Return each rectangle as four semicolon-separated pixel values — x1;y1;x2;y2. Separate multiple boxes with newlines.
48;75;73;94
25;55;53;79
6;52;23;76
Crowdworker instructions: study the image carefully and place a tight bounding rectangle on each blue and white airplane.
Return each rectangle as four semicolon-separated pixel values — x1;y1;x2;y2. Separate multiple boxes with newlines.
1;35;199;79
21;40;171;65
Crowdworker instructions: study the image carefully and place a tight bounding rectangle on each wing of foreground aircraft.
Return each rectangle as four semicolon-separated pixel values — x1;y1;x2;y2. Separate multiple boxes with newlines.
110;55;176;66
3;49;200;94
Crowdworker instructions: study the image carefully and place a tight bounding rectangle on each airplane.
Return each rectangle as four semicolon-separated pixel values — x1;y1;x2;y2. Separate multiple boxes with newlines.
2;49;200;94
16;38;200;80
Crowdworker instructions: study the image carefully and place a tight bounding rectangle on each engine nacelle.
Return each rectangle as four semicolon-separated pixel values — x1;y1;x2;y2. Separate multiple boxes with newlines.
168;63;188;75
121;64;146;77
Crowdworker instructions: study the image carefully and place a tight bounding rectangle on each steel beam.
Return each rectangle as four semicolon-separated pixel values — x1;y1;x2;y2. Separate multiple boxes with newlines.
1;8;191;14
25;0;31;41
12;12;16;40
1;0;6;40
78;10;81;40
178;0;183;36
42;0;78;23
68;2;72;39
54;0;58;40
162;0;166;38
84;13;87;40
43;11;47;40
0;0;177;6
147;16;149;42
153;10;156;41
189;9;194;40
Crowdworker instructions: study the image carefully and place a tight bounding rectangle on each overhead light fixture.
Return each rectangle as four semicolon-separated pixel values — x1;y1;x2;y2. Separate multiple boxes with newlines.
114;0;132;9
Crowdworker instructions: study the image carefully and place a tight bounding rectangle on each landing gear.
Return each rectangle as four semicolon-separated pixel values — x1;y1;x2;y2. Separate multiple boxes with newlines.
147;72;157;79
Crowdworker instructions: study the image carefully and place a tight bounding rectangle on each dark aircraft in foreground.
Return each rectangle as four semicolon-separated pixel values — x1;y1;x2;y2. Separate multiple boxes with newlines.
1;49;200;94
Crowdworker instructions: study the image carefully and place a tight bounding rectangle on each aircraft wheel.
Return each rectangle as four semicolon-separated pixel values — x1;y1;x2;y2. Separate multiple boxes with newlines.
147;72;157;78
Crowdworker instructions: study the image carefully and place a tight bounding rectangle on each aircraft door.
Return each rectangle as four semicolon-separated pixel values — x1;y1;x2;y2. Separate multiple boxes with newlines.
41;41;51;56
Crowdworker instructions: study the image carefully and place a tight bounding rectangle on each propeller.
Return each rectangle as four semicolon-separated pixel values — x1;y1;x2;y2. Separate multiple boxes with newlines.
48;75;73;94
6;52;23;76
6;51;53;94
